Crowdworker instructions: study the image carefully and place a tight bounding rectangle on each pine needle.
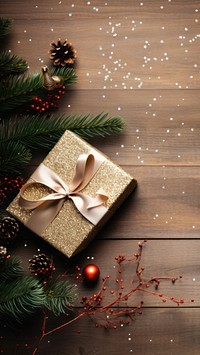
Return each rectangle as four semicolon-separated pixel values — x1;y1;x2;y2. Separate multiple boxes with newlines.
0;17;13;39
0;67;77;112
44;278;77;316
0;113;124;174
0;140;32;174
0;276;45;323
0;51;28;76
0;256;24;281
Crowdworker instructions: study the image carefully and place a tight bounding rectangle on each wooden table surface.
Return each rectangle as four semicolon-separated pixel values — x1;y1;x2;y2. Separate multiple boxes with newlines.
1;0;200;354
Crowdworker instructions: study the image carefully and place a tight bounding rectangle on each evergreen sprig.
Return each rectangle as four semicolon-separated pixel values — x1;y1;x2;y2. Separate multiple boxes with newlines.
0;256;24;281
0;67;77;112
0;112;124;174
0;140;32;174
44;278;77;316
0;17;12;39
0;51;28;77
0;276;45;323
0;255;77;325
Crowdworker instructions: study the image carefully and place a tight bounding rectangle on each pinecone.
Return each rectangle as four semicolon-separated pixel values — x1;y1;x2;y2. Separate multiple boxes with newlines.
49;39;77;66
0;246;7;264
29;253;55;280
0;216;19;242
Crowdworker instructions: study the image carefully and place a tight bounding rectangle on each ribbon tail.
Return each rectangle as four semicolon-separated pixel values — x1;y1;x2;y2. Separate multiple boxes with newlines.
87;188;108;209
70;193;108;225
25;199;65;235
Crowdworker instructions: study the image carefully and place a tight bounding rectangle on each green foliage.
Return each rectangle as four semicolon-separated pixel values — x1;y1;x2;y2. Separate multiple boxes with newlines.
0;140;31;174
0;67;77;112
0;113;124;174
0;256;76;324
0;72;42;111
0;276;45;323
0;17;12;39
53;66;77;86
0;51;28;76
68;112;125;138
0;254;76;325
0;256;24;281
44;278;77;316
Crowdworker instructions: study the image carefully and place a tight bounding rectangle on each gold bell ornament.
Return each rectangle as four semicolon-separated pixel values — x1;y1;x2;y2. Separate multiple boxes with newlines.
42;65;64;91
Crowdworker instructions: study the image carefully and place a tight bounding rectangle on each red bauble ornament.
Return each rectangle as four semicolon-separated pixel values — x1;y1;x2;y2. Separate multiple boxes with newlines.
82;264;100;283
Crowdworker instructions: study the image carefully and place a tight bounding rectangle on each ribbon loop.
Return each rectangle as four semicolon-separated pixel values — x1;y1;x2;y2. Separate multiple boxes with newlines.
70;154;95;193
19;152;108;234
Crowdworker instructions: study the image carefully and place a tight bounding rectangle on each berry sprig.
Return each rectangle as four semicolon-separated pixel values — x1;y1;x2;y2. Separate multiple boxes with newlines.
78;240;189;329
4;241;193;354
29;86;65;113
0;175;24;207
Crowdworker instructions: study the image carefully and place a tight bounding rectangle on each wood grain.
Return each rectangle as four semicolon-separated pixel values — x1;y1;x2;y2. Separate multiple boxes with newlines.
36;309;200;355
1;1;200;90
49;89;200;167
1;309;200;355
1;0;200;354
9;238;200;307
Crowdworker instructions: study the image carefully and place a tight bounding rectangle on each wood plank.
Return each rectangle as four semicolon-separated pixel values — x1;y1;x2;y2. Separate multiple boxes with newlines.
9;238;200;306
25;88;200;167
20;165;199;240
1;309;200;355
31;309;200;355
1;1;200;354
32;309;200;355
100;166;200;239
61;89;200;166
1;1;200;89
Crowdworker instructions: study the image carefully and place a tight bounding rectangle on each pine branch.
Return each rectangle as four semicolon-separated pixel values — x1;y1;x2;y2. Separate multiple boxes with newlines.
0;73;41;111
0;51;28;77
0;140;32;174
0;276;45;323
52;66;77;86
44;278;77;316
0;67;77;112
0;256;24;281
0;17;13;39
0;113;124;174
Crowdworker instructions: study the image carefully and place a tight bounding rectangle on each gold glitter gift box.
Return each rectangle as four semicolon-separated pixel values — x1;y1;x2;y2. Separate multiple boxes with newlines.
7;131;137;258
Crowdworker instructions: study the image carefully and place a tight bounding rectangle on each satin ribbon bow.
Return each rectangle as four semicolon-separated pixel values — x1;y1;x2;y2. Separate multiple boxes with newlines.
19;153;108;235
